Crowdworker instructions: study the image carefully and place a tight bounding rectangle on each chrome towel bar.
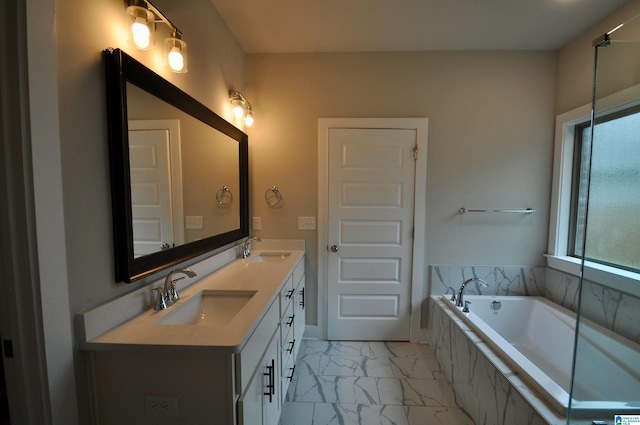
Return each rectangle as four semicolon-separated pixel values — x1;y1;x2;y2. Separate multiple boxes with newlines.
459;208;535;214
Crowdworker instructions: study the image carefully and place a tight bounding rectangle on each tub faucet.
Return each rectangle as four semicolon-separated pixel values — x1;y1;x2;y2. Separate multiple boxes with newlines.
155;268;197;310
242;236;262;258
455;278;488;307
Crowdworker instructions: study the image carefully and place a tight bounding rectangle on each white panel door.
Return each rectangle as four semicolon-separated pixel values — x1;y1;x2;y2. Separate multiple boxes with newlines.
327;128;416;340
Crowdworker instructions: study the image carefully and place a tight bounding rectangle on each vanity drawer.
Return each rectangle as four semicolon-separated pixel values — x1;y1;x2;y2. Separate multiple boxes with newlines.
279;275;294;315
236;299;279;394
281;351;295;404
279;300;294;344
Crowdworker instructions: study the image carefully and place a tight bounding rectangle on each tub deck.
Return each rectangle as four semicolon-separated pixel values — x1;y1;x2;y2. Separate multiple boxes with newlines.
435;295;640;421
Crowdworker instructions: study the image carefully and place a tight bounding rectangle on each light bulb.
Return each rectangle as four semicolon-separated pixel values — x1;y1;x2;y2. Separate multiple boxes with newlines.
132;17;151;49
168;47;184;72
165;36;187;73
244;111;254;127
233;102;244;118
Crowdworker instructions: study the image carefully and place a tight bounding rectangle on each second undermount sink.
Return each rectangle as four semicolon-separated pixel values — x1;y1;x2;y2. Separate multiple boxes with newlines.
244;251;291;264
155;290;257;326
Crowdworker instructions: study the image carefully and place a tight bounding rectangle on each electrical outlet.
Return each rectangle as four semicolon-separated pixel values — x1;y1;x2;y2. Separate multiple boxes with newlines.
145;395;179;417
185;215;203;229
252;217;262;230
298;216;316;230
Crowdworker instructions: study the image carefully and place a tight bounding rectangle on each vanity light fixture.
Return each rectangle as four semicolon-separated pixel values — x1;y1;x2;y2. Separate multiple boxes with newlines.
244;106;254;128
165;29;187;73
229;90;255;128
126;0;154;50
125;0;188;73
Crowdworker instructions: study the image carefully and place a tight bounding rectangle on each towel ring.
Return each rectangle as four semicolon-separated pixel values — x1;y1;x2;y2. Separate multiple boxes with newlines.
215;186;233;207
265;186;283;208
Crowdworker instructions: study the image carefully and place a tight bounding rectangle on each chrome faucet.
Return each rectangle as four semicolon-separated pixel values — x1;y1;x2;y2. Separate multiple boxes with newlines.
455;277;488;307
242;236;261;258
154;268;197;310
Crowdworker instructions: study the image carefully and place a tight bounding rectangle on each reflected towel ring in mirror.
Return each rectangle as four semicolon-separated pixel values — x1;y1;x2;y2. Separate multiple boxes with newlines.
215;186;233;207
265;186;283;208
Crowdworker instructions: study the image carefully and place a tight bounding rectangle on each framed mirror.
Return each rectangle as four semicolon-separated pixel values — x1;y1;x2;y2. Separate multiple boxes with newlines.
104;48;248;283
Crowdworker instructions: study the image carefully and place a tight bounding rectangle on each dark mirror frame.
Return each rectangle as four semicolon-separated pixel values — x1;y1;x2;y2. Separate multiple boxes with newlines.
104;48;249;283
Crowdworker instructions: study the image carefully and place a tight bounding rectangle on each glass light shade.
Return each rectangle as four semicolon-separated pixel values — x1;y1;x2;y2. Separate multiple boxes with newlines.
231;99;245;118
127;5;154;50
244;109;254;127
165;37;187;73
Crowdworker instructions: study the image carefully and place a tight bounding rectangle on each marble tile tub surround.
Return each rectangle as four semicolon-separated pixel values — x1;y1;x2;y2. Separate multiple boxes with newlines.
545;268;640;344
430;265;546;298
279;340;475;425
430;264;640;344
428;296;563;425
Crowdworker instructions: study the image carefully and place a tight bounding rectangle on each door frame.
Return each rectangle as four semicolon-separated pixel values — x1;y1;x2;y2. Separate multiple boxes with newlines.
1;0;79;423
317;118;429;342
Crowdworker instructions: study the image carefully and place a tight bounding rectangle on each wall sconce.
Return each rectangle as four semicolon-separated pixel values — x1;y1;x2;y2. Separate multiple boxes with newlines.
125;0;187;73
229;90;254;128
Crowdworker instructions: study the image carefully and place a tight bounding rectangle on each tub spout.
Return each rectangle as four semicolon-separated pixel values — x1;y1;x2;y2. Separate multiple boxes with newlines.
455;278;488;307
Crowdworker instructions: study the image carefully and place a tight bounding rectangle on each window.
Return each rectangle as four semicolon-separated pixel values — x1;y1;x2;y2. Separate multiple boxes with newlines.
569;106;640;273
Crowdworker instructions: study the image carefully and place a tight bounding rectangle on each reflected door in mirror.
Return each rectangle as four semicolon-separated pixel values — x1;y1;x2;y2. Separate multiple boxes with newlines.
129;119;184;257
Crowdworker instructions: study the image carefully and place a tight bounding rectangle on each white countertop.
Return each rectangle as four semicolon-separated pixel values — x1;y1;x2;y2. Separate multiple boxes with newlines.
78;245;304;354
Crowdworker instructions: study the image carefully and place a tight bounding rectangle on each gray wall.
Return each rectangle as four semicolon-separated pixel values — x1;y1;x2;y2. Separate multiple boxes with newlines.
45;0;245;422
556;0;640;113
244;51;558;327
55;0;245;313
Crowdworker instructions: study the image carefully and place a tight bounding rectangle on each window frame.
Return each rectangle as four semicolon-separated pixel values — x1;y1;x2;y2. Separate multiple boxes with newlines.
548;85;640;296
568;105;640;273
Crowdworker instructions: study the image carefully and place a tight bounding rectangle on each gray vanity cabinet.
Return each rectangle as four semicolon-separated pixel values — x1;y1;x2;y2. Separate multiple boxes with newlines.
237;256;305;425
87;254;305;425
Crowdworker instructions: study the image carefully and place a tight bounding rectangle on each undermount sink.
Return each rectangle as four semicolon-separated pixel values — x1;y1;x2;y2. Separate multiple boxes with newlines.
155;290;256;326
244;252;291;264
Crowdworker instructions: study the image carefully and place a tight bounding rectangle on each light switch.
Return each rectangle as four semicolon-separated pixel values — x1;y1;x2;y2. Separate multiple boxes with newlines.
185;216;203;229
298;216;316;230
252;217;262;230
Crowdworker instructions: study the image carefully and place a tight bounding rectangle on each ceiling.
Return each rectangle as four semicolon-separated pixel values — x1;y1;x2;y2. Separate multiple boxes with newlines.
209;0;631;53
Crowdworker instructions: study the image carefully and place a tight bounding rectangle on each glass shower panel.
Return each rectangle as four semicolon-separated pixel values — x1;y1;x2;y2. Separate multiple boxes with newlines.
568;13;640;425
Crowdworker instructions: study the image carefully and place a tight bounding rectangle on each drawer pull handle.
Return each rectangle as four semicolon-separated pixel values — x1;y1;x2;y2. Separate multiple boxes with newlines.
287;365;296;382
263;358;275;402
287;339;295;354
286;289;294;299
286;315;295;327
300;288;305;308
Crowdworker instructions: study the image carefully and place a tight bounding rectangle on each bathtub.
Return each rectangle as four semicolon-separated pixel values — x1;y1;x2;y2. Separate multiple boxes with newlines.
440;295;640;419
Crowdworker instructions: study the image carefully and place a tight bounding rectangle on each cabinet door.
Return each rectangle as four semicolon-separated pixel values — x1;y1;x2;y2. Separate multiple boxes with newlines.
239;330;281;425
238;361;264;425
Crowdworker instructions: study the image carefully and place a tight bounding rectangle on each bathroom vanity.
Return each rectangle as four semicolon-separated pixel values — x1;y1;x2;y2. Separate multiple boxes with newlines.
77;241;305;425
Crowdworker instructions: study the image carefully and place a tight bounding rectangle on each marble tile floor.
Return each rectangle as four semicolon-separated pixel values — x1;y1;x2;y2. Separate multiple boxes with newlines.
279;340;476;425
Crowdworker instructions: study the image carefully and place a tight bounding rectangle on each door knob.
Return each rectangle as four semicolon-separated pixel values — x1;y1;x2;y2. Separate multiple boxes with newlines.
330;245;339;252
